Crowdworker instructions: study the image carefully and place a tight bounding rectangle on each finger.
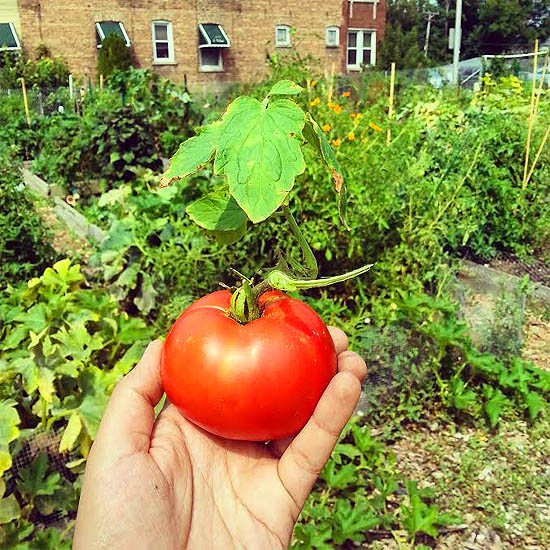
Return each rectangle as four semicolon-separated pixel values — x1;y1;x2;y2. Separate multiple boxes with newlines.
268;350;366;459
337;351;367;381
277;371;361;510
90;340;164;464
328;326;348;355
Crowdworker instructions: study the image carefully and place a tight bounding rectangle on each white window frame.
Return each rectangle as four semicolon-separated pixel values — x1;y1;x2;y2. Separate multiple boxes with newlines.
152;20;174;63
346;29;376;71
199;48;223;72
275;25;291;47
0;23;21;51
326;26;339;47
95;21;131;48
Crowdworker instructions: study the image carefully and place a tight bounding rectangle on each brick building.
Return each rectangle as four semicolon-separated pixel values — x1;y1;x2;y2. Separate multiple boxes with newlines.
3;0;386;89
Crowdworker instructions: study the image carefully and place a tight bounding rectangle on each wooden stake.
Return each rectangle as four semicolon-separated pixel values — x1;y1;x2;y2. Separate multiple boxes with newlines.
387;62;396;145
523;39;539;189
20;78;31;128
100;74;104;91
525;121;550;188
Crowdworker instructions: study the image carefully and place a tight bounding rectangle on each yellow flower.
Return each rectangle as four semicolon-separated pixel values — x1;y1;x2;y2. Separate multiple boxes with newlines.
322;123;331;132
341;91;351;97
311;79;317;87
310;97;320;106
355;113;363;120
333;104;342;115
348;131;355;141
328;102;337;108
332;138;341;147
369;122;382;132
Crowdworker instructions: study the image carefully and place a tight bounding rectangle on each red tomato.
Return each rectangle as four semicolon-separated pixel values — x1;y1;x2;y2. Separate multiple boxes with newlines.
160;289;337;441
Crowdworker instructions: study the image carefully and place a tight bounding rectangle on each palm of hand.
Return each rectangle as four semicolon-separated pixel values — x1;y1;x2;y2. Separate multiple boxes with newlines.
73;332;366;550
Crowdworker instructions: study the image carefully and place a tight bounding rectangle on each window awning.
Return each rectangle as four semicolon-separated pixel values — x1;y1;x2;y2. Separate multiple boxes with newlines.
198;23;230;48
95;21;131;47
0;23;21;50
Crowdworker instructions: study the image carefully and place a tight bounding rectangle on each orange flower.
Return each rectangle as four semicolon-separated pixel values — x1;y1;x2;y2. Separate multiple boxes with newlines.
332;138;341;147
310;97;320;106
348;131;355;141
311;79;317;87
328;102;337;108
369;122;382;132
341;91;351;97
333;104;342;115
350;112;357;118
322;123;331;132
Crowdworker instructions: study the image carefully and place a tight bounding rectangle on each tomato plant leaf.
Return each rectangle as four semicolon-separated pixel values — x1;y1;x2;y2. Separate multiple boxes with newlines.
0;480;20;525
268;80;304;96
483;385;507;428
332;496;380;544
161;123;219;186
186;191;247;231
525;391;546;421
302;112;348;228
215;96;306;222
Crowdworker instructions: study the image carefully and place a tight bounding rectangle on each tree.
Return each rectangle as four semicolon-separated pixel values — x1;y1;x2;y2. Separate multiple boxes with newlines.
97;33;133;78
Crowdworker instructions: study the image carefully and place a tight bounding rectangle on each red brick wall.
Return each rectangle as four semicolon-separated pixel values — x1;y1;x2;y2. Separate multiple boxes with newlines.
17;0;385;91
341;1;386;72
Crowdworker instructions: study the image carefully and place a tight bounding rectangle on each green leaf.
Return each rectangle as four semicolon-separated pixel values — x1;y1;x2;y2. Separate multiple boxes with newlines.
186;191;248;231
134;273;158;315
207;223;247;246
53;322;104;362
14;303;48;333
215;96;306;222
525;391;546;421
302;112;347;227
59;412;82;453
0;480;20;524
37;367;55;403
332;496;380;544
321;460;357;490
17;455;62;497
161;123;219;185
268;80;303;96
77;367;114;439
483;386;507;428
1;325;29;350
0;400;20;476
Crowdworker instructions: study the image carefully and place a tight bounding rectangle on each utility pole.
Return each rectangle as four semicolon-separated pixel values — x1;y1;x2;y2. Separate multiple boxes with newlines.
452;0;463;85
424;11;437;57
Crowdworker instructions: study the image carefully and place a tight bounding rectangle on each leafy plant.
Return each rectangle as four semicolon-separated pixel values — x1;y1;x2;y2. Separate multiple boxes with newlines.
0;260;152;545
97;33;133;78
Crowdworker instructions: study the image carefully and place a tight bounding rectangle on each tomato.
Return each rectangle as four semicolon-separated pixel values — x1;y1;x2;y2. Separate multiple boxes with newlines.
160;289;337;441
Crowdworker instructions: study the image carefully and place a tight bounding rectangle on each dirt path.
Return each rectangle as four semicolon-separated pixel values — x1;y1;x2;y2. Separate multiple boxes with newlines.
37;204;93;262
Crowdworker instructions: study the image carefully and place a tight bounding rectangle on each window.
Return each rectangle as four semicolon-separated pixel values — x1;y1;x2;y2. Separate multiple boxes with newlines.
152;21;174;63
198;23;230;72
326;26;339;47
199;48;223;71
0;23;21;50
347;29;375;70
275;25;291;47
95;21;130;48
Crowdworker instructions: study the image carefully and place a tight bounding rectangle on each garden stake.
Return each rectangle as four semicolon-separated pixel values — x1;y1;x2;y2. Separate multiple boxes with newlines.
100;74;104;91
525;121;550;188
533;51;549;122
387;62;396;145
20;78;31;129
523;39;539;189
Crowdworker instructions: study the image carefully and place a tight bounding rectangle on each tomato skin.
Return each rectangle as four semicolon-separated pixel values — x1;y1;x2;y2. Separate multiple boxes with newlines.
160;290;337;441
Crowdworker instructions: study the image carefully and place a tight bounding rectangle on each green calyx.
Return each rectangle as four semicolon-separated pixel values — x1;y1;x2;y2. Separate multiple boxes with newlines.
229;281;260;324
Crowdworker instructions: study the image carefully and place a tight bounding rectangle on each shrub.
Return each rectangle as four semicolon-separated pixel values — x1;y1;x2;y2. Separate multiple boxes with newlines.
97;33;133;78
0;158;58;287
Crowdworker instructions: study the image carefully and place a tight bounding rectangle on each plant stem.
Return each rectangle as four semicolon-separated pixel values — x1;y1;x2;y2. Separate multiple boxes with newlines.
282;205;318;279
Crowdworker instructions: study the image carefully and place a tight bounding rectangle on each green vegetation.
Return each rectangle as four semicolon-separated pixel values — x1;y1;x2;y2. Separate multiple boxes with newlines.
0;55;549;548
97;33;133;78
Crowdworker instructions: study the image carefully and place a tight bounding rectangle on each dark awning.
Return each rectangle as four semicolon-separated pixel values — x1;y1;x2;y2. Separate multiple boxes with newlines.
0;23;20;50
198;23;230;48
95;21;131;47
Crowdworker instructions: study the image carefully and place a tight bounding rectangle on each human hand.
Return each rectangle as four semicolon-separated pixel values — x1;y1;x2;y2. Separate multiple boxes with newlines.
72;328;366;550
